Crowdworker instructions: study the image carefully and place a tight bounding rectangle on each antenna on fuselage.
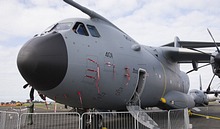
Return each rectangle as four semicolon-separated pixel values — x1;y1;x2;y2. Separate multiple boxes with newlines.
63;0;121;31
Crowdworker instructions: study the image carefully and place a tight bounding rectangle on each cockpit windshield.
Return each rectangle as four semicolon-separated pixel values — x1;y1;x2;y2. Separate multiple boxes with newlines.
43;24;57;33
54;22;73;31
43;22;73;34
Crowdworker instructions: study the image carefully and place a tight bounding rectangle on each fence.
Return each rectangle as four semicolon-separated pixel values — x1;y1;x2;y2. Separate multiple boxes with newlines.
0;111;19;129
168;108;189;129
0;108;189;129
19;112;80;129
81;109;189;129
81;111;169;129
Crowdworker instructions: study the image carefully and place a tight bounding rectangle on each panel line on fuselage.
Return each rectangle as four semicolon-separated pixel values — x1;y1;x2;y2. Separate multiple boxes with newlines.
160;62;167;98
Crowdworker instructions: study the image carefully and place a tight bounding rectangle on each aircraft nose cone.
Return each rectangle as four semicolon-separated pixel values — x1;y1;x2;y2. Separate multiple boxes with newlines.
17;32;68;91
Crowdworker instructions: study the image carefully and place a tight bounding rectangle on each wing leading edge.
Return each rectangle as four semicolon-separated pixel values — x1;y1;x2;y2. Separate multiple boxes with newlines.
162;41;220;48
161;36;219;63
161;47;210;63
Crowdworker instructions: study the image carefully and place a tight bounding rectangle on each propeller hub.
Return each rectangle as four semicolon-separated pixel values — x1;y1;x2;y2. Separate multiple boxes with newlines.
214;53;220;63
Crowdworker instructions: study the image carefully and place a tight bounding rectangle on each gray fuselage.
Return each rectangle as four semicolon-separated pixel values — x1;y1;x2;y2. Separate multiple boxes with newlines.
36;18;190;110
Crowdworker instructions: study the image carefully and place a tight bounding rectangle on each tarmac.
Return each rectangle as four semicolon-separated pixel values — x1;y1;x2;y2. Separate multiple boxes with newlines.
0;102;220;129
190;102;220;129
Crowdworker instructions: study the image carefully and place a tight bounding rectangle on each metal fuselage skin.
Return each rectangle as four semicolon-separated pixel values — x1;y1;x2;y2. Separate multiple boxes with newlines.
18;18;190;110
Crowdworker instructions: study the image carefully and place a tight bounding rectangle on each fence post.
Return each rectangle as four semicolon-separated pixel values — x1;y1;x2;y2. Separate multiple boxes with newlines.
80;114;82;129
167;110;171;129
184;108;190;129
136;111;139;129
0;111;6;129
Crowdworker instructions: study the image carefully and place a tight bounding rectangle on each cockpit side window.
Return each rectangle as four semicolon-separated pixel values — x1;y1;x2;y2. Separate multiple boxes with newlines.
87;25;101;37
73;22;89;36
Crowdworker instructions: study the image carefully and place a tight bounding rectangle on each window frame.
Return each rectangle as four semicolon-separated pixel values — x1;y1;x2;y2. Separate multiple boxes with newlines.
86;24;101;38
72;22;89;36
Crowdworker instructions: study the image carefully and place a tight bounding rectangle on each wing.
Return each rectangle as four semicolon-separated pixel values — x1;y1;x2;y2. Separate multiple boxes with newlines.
162;41;220;48
161;47;211;63
161;36;219;63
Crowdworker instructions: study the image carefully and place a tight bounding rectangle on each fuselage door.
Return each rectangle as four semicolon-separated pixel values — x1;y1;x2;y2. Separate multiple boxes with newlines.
129;68;147;106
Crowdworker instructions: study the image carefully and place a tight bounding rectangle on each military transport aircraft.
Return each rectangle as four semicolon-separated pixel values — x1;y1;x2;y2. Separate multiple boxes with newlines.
189;75;220;106
17;0;220;127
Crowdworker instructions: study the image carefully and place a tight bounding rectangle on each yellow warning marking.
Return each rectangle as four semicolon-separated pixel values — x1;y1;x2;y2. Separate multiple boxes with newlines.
189;110;220;120
160;97;166;104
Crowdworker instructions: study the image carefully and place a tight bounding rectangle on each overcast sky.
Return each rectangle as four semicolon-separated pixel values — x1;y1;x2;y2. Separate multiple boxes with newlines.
1;0;220;102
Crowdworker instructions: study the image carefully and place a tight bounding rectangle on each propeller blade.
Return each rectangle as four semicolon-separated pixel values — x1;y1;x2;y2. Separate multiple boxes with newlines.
207;28;220;53
186;63;211;74
186;69;195;74
199;75;202;91
206;74;215;93
187;48;215;58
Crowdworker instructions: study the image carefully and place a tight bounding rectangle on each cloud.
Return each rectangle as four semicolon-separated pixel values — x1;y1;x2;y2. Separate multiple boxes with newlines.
0;0;88;44
0;45;21;72
1;0;220;45
0;45;28;101
112;0;220;45
74;0;145;19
